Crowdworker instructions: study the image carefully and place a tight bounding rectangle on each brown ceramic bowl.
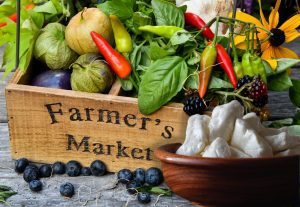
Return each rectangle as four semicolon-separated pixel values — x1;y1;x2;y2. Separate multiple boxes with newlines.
155;143;300;207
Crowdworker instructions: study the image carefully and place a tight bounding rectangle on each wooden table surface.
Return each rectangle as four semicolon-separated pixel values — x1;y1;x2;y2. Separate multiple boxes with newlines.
0;40;299;206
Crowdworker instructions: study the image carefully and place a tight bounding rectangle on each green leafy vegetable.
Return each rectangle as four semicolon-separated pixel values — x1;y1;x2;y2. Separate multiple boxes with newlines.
138;186;172;196
0;185;16;204
264;58;300;77
288;125;300;137
208;76;233;89
138;56;188;114
98;0;134;20
267;71;293;92
289;79;300;107
151;0;184;27
170;30;193;46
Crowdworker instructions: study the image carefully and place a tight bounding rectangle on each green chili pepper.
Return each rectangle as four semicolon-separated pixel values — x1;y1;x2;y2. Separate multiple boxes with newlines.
234;61;244;80
110;15;133;53
242;52;254;77
251;54;267;83
138;25;184;39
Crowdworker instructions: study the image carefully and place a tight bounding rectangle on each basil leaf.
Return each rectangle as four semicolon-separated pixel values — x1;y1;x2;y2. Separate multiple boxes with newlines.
151;0;184;27
138;56;188;114
208;76;233;89
267;118;294;128
33;1;58;14
293;111;300;125
289;79;300;107
170;30;193;46
149;42;176;60
267;71;293;92
288;125;300;137
118;77;133;91
98;0;134;20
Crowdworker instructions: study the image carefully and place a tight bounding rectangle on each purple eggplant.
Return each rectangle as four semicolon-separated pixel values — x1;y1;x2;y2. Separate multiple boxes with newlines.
31;70;71;90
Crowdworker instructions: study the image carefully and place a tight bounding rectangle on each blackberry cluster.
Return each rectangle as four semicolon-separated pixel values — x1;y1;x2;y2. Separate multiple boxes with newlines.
237;76;268;108
183;95;206;116
237;75;253;96
248;77;268;107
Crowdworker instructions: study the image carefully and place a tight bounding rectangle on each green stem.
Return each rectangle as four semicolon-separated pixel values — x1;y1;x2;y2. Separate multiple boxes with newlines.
251;24;255;54
128;75;139;92
230;24;238;63
212;17;220;46
245;25;250;53
215;90;253;102
193;17;217;38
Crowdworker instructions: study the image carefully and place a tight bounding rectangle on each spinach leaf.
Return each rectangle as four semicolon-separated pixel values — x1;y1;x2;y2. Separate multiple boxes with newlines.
149;42;176;60
289;79;300;107
151;0;184;27
267;71;293;91
138;56;188;114
98;0;134;20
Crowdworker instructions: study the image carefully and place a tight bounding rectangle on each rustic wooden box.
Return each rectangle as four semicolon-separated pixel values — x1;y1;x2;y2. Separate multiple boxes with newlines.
5;67;188;172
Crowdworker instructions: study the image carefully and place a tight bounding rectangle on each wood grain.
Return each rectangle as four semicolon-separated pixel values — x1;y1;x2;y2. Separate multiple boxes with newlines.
0;123;193;207
155;143;300;207
6;70;189;172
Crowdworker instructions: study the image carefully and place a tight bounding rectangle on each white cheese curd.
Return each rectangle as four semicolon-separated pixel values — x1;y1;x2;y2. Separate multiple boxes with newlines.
230;147;250;158
176;114;211;156
231;119;273;158
209;100;244;142
202;137;231;158
275;145;300;157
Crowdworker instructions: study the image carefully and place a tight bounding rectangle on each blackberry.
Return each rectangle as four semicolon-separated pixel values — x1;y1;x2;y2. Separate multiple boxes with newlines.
81;167;92;176
15;158;29;173
237;75;253;96
137;192;151;204
53;162;66;175
90;160;106;176
117;169;133;184
39;164;52;178
183;95;206;116
60;182;75;198
29;180;42;192
248;77;268;107
66;161;82;177
145;167;164;186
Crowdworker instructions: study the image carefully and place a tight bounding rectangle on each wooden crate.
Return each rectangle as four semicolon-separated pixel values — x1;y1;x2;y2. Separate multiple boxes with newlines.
5;67;188;172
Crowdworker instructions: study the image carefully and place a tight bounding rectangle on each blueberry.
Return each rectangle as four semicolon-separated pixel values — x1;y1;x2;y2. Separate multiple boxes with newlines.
39;164;52;178
25;164;39;172
53;162;66;175
145;167;163;186
126;180;142;194
81;167;92;176
15;158;29;173
29;180;42;192
23;166;39;183
137;192;151;204
66;161;82;177
117;169;133;184
133;168;145;184
60;182;75;198
90;160;106;176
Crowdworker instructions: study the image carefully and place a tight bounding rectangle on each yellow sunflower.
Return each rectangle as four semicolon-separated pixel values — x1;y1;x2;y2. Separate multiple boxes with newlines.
234;0;300;69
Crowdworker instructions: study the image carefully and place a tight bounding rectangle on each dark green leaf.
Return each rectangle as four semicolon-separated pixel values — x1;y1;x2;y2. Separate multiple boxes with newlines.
216;36;229;48
267;118;293;128
289;79;300;107
138;56;188;114
149;42;176;60
118;77;133;91
138;186;172;196
98;0;134;20
151;0;184;27
267;72;293;91
208;76;233;89
293;111;300;125
185;67;198;90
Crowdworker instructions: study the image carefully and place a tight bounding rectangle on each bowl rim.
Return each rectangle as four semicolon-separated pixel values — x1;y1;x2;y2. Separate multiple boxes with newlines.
154;143;299;167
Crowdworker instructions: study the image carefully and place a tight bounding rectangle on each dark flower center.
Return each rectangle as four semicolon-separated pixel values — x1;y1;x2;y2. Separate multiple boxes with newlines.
269;28;285;46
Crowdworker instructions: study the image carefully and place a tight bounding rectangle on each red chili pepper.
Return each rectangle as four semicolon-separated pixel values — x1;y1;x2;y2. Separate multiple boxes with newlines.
90;31;131;79
0;4;35;28
215;44;238;89
184;12;214;40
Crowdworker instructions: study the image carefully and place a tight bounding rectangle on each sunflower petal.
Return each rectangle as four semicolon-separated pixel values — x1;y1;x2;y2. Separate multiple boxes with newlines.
285;29;300;42
258;0;269;28
261;42;270;52
269;11;279;29
262;46;274;59
279;14;300;32
264;59;278;70
274;46;299;59
269;0;281;29
234;11;263;27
